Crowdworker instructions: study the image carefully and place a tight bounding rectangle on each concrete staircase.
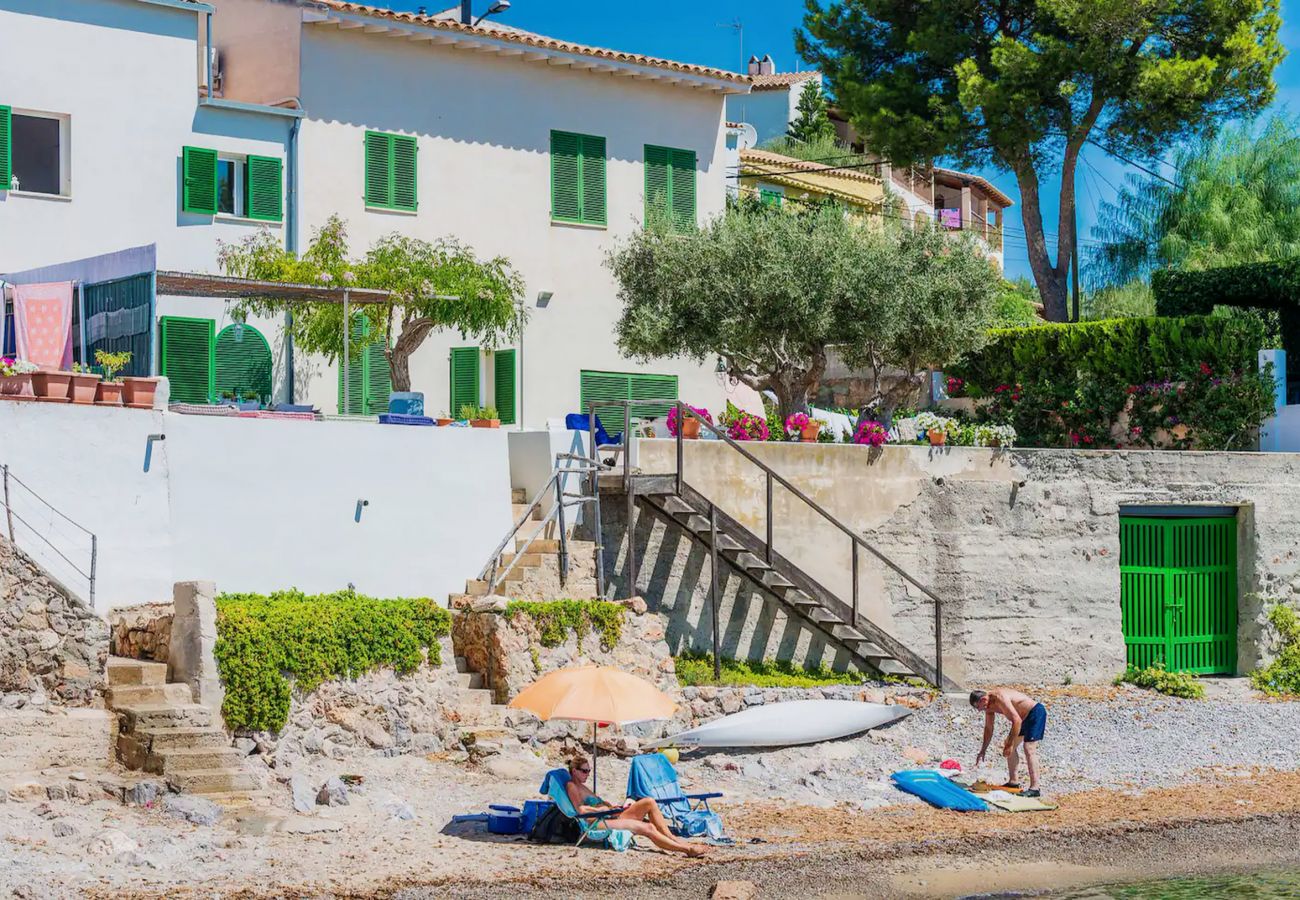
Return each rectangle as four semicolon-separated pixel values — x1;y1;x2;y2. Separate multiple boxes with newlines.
107;657;260;797
450;654;507;727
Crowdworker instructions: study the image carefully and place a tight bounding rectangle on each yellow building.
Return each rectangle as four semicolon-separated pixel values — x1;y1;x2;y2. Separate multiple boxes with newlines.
737;147;887;221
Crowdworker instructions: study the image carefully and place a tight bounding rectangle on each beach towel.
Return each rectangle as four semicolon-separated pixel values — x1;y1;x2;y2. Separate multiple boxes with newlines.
13;281;74;369
983;791;1058;813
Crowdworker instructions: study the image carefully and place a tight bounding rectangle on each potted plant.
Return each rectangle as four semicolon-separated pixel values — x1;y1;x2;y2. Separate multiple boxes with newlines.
725;410;769;442
122;360;161;410
853;419;889;447
436;410;454;426
469;404;501;428
69;363;101;405
0;357;38;400
915;411;957;446
93;350;131;407
31;367;73;403
785;411;824;442
236;390;261;412
667;405;711;440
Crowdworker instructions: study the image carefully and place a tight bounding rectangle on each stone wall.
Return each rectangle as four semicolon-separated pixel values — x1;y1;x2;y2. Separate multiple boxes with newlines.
108;603;172;663
680;681;934;722
612;441;1300;685
0;538;108;707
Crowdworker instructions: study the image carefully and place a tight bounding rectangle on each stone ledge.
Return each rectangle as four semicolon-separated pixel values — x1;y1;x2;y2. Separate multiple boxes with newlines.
0;708;118;775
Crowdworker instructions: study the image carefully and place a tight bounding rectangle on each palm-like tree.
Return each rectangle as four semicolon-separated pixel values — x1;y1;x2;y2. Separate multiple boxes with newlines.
1089;116;1300;288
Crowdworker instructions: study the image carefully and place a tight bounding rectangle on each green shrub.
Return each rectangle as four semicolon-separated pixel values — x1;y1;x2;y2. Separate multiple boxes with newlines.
949;315;1274;450
1249;604;1300;697
1153;257;1300;317
503;599;624;652
1115;662;1205;699
675;652;867;688
214;589;451;732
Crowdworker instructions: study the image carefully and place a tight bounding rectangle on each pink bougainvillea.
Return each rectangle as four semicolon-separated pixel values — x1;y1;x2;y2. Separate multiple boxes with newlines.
853;419;889;447
726;411;769;442
667;405;712;437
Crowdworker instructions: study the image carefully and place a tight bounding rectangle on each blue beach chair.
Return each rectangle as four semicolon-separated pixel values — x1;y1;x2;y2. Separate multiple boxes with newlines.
626;753;725;839
564;413;622;449
539;769;634;852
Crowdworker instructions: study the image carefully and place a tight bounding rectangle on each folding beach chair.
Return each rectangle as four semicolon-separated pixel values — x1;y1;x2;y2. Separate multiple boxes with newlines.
626;753;725;839
539;769;634;852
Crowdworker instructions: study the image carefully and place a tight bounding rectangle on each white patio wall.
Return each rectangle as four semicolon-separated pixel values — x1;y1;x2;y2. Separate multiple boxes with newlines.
0;401;510;612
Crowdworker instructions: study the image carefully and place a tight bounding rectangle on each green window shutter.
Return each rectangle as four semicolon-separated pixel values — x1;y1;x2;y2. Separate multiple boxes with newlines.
181;146;219;215
449;346;480;417
364;341;392;416
391;135;418;211
629;373;679;423
668;148;696;231
214;323;273;401
160;316;215;403
0;106;11;190
644;145;670;224
494;349;517;425
245;155;283;222
550;130;582;223
364;131;392;208
337;316;370;415
579;370;630;435
579;134;606;225
759;187;783;208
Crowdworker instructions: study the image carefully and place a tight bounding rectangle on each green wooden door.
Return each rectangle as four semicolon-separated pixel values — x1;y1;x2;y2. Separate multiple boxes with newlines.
1119;516;1237;674
160;316;215;403
215;323;273;402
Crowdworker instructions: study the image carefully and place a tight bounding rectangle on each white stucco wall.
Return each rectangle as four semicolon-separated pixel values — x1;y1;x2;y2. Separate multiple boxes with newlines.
0;401;511;612
293;26;760;425
724;78;819;147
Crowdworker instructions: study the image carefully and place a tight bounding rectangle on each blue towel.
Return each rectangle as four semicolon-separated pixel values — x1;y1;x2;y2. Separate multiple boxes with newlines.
378;413;435;426
564;413;622;448
626;753;725;839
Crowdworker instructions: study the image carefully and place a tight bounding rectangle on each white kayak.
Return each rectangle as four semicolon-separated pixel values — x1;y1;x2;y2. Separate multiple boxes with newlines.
652;699;911;749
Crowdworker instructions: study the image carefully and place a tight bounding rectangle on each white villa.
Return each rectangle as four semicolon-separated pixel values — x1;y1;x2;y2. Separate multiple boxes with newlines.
0;0;761;424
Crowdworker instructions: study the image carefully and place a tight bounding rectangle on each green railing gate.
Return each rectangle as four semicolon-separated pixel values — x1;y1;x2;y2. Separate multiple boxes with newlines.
1119;515;1238;674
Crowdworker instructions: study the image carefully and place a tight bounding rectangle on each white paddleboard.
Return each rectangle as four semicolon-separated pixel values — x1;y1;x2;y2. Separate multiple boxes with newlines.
653;699;911;749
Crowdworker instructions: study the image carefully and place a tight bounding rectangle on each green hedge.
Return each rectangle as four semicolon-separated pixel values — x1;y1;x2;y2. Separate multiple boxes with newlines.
214;589;451;732
503;599;624;652
1250;604;1300;697
1153;258;1300;317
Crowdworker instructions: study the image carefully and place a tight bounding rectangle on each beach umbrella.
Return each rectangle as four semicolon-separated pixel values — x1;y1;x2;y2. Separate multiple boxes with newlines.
508;665;676;791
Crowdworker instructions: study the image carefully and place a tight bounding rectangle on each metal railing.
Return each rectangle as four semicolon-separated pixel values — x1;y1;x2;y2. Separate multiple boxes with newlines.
669;402;946;688
1;465;98;607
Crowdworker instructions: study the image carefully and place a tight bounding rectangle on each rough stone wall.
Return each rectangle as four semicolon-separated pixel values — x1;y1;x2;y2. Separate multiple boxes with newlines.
615;442;1300;685
233;637;469;770
451;600;677;705
681;681;934;722
0;538;108;707
108;603;172;663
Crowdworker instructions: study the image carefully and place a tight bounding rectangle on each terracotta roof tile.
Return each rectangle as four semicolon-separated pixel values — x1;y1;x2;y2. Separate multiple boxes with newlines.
750;71;818;91
309;1;751;86
740;148;881;185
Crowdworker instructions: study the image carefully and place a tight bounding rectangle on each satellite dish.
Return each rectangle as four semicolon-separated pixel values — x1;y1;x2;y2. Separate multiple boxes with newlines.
737;123;758;151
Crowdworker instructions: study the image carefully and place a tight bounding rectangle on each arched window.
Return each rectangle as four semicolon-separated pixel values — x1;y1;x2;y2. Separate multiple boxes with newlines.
214;323;273;403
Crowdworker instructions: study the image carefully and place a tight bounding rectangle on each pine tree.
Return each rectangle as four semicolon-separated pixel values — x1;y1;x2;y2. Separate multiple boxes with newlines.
787;83;836;144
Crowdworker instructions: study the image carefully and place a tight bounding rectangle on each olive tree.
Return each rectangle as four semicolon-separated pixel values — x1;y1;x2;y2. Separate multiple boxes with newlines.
218;216;524;391
607;200;1000;420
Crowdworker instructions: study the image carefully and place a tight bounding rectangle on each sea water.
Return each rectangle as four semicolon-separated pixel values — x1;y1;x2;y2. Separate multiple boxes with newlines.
1046;868;1300;898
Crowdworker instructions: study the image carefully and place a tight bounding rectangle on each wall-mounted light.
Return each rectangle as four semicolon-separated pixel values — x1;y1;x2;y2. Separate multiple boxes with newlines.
536;291;553;308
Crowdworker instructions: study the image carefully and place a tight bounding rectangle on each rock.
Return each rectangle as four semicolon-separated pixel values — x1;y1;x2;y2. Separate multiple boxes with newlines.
233;738;257;757
861;688;887;704
316;776;349;807
127;780;161;807
116;850;157;868
289;774;315;813
280;815;344;834
619;596;648;615
51;820;77;838
902;746;930;765
45;784;68;801
7;781;45;802
382;798;415;821
163;795;222;826
484;755;543;780
86;829;137;857
33;802;57;820
711;881;758;900
720;693;743;715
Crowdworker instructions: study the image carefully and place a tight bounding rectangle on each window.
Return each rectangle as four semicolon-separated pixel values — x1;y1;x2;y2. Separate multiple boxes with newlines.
364;131;418;212
449;346;480;417
759;186;784;208
183;147;282;221
337;316;392;415
217;157;242;216
550;130;606;226
579;370;678;436
0;107;69;196
644;145;696;232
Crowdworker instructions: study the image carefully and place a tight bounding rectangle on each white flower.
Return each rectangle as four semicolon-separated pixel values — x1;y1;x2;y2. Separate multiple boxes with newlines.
318;272;334;283
342;271;356;283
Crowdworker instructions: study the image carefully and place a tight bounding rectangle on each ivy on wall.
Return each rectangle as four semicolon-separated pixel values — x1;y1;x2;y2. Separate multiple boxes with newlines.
214;589;451;732
503;599;624;652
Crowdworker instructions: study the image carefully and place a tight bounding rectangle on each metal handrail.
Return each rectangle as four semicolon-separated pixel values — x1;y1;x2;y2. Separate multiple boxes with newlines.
671;402;946;687
1;464;98;607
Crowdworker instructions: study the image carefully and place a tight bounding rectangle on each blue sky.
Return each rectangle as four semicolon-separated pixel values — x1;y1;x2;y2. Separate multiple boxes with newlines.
389;1;1298;281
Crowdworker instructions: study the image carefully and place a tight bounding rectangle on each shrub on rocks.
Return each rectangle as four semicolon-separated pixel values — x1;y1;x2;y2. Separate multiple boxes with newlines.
1115;661;1205;699
1250;603;1300;697
214;589;451;732
502;599;623;652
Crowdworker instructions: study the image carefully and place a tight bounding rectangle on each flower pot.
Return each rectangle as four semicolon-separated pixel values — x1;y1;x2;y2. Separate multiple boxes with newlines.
680;417;701;440
70;373;101;405
32;371;72;403
471;418;501;429
928;430;948;447
0;373;35;401
800;422;821;442
95;381;125;407
122;376;161;410
436;418;454;427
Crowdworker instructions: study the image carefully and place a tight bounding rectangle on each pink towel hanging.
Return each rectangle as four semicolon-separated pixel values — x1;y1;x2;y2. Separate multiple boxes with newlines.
13;281;74;369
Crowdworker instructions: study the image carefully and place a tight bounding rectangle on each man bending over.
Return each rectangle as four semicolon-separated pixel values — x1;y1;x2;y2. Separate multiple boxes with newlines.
971;687;1046;797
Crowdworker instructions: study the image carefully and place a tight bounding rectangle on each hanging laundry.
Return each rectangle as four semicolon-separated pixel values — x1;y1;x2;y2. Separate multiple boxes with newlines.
13;281;74;369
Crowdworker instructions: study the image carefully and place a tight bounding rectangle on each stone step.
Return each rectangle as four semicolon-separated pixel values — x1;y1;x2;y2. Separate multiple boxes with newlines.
166;768;261;795
106;683;194;710
516;538;560;554
785;592;820;608
761;572;794;591
202;790;275;808
659;496;695;515
464;580;490;597
454;655;470;674
457;671;485;690
133;726;231;752
500;551;542;568
151;747;246;776
119;704;214;732
714;533;744;552
511;503;543;522
457;689;493;710
106;657;169;687
725;550;771;571
511;488;527;504
807;608;839;626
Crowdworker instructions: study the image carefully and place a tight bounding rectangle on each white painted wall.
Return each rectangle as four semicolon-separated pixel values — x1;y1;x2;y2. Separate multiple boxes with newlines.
725;78;819;147
0;401;511;612
293;26;760;425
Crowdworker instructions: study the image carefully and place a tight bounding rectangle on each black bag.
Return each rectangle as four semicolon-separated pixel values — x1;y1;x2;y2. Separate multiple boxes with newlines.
528;804;581;844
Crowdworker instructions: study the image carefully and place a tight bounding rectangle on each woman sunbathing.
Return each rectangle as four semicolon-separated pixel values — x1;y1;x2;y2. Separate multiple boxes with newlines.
564;756;707;857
